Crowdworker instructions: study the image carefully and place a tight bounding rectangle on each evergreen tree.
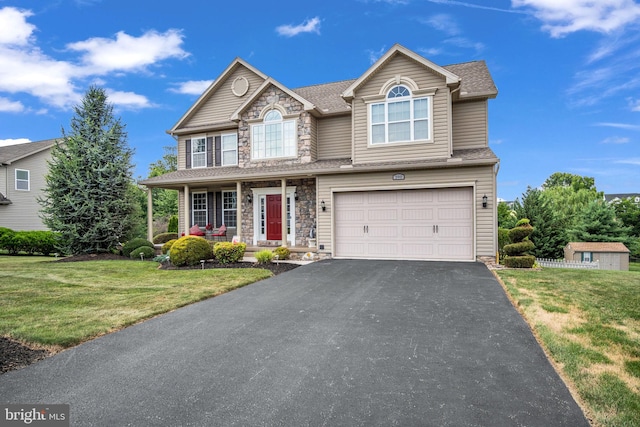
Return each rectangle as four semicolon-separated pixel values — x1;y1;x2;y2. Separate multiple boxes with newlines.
148;146;178;220
569;199;632;244
39;86;136;254
515;186;566;258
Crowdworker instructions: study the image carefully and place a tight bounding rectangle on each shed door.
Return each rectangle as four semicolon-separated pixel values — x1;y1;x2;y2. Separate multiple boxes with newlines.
334;187;473;260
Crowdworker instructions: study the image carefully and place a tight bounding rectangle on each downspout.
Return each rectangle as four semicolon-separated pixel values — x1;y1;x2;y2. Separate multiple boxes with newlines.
448;86;461;157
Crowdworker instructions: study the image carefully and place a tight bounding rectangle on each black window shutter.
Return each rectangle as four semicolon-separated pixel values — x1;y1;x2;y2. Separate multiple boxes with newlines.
215;136;222;167
215;192;223;227
207;192;214;227
206;137;213;167
185;139;191;169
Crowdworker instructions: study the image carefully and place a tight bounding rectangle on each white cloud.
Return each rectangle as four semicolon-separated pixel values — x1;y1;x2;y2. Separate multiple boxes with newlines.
615;157;640;165
169;80;213;95
106;90;152;110
596;122;640;131
512;0;640;37
0;97;24;112
276;17;321;37
67;29;188;75
426;0;527;14
444;37;485;54
367;46;387;64
0;7;35;46
421;14;461;36
629;98;640;111
0;7;190;111
601;136;630;144
0;138;30;147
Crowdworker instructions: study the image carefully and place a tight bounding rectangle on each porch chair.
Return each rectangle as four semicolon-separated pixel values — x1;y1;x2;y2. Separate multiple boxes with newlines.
211;224;227;241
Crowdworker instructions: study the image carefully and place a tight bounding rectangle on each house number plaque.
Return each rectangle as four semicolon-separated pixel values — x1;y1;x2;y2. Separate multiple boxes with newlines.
392;173;405;181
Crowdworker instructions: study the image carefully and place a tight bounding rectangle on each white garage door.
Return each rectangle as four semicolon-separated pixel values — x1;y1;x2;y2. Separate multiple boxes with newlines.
334;187;474;261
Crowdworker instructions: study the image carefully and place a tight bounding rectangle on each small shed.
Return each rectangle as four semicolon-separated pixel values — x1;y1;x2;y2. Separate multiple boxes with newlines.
564;242;630;271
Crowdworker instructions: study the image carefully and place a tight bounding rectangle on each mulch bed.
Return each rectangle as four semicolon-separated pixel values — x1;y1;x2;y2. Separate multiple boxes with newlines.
1;253;300;375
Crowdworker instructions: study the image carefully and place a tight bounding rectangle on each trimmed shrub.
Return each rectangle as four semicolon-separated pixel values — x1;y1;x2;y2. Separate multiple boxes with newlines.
162;239;177;254
498;227;511;260
508;224;534;243
0;227;13;240
130;246;156;260
168;215;178;233
273;246;291;260
122;238;154;257
0;230;59;255
503;255;536;268
153;232;178;244
503;240;535;256
213;242;246;264
255;249;274;264
170;236;213;267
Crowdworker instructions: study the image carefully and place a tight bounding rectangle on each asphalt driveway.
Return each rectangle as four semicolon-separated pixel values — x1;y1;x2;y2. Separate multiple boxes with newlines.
1;260;588;426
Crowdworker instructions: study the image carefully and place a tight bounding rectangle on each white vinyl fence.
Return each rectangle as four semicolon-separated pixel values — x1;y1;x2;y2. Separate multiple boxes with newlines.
536;258;600;270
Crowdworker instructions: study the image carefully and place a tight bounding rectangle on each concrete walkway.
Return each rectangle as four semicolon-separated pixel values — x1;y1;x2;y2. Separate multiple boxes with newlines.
0;260;588;426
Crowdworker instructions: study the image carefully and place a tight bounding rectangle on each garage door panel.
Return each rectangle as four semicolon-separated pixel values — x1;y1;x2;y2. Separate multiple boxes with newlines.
334;188;474;261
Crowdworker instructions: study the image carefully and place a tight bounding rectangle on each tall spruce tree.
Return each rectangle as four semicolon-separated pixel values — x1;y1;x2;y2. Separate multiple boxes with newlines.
514;187;566;258
569;199;633;245
39;86;136;254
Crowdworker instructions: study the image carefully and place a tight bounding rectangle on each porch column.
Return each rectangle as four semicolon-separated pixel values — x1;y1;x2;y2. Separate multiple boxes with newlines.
146;187;153;242
183;185;190;236
236;181;242;242
281;178;287;247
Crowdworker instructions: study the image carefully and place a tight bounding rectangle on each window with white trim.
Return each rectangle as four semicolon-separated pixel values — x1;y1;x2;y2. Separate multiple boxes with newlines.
370;85;431;145
252;110;296;159
222;191;237;226
221;133;238;166
191;192;207;226
191;137;206;168
15;169;29;191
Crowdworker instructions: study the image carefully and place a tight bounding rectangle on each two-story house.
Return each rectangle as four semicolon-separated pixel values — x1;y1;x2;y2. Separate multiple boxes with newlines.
0;139;58;231
141;44;499;262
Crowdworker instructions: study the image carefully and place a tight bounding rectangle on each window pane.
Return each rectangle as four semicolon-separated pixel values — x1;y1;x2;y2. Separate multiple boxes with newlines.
16;170;28;180
388;85;410;98
193;138;206;153
222;134;236;150
192;153;206;168
388;122;410;142
192;193;207;226
253;125;265;159
371;124;385;144
414;98;428;119
264;110;282;122
371;104;385;124
223;151;237;165
222;191;237;227
414;120;428;140
16;180;28;190
283;121;296;157
388;101;410;122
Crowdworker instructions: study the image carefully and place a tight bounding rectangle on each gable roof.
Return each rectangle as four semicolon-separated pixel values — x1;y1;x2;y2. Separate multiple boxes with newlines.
293;79;355;115
443;60;498;99
342;43;462;100
605;193;640;203
169;58;268;134
566;242;630;253
0;139;58;165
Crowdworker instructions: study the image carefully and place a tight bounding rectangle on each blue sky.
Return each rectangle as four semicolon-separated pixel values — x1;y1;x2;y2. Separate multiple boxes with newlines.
1;0;639;201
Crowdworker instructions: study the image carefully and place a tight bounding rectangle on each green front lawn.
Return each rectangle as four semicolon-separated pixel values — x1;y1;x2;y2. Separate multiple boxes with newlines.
496;267;640;427
0;256;272;348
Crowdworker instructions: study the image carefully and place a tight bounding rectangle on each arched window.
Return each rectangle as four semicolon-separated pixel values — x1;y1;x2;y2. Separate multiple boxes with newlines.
370;85;431;144
252;109;297;159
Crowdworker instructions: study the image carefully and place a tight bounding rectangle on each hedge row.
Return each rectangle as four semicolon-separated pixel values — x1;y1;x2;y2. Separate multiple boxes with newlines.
0;227;61;256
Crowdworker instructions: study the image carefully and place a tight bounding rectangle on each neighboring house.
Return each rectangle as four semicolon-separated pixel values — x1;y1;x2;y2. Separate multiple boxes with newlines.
141;44;500;262
564;242;630;271
0;139;58;231
605;193;640;204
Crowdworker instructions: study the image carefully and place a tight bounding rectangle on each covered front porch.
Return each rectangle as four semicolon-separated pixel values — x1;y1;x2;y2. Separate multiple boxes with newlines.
145;177;317;250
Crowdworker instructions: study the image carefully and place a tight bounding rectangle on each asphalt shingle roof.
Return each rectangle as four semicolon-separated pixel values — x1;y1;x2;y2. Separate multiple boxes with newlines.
0;139;58;164
567;242;630;253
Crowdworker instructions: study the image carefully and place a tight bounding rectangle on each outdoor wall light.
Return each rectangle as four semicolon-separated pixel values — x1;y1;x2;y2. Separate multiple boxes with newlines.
482;194;488;209
321;200;326;211
294;191;299;201
246;193;253;204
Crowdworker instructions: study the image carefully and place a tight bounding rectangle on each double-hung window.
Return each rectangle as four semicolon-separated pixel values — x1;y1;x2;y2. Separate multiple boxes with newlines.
191;192;207;226
191;137;206;168
252;110;296;159
221;133;238;166
15;169;29;191
222;191;237;226
370;85;430;145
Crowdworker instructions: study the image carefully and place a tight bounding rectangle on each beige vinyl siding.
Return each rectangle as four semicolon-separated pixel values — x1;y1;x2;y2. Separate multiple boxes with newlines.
316;165;495;258
177;137;186;170
309;115;318;162
184;66;265;128
317;115;352;159
352;55;451;164
0;149;52;230
452;100;488;150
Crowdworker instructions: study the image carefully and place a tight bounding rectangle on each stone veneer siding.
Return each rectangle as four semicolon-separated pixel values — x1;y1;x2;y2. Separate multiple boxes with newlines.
241;178;316;247
238;85;314;168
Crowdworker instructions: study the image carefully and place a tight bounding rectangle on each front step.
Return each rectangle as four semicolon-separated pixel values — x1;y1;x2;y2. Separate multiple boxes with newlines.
245;245;318;261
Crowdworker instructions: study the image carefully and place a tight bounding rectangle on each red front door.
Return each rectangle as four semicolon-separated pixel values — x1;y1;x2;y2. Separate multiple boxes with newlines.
266;194;282;240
